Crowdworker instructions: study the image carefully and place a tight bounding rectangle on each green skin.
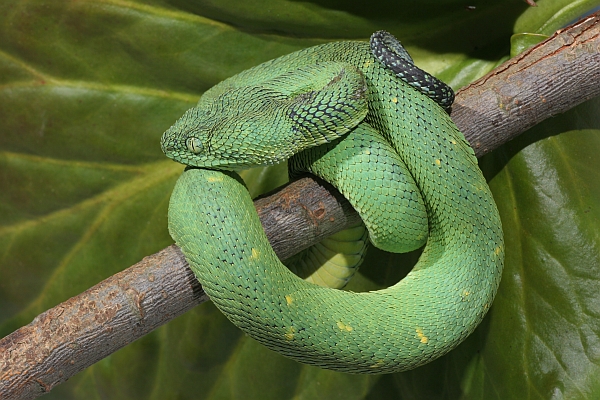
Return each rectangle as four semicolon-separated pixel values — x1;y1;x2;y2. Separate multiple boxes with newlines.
162;32;504;374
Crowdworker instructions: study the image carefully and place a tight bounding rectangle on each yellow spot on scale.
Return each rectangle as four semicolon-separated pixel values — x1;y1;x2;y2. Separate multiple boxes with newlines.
369;360;385;369
285;327;296;341
495;246;502;256
416;328;429;344
435;159;441;166
451;139;457;145
461;289;471;302
336;321;353;332
364;149;371;155
363;60;372;68
251;248;259;260
391;97;398;103
285;295;293;305
207;176;223;182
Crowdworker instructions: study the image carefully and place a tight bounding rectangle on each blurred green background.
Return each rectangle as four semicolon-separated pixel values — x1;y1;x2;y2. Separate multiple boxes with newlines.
1;0;600;398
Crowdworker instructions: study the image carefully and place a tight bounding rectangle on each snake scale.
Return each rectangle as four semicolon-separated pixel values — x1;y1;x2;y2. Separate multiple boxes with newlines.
161;31;504;374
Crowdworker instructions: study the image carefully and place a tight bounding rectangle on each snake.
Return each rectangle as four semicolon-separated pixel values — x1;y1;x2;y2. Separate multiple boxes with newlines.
161;31;504;374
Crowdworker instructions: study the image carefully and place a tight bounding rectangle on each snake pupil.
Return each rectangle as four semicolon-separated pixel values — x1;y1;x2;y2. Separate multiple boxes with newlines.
186;137;203;154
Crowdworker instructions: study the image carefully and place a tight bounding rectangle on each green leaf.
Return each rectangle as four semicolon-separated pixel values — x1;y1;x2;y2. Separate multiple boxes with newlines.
514;0;600;35
482;100;600;398
2;0;600;399
510;33;549;57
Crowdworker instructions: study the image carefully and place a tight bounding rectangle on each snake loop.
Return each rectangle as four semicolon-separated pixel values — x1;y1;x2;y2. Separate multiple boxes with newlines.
163;32;503;373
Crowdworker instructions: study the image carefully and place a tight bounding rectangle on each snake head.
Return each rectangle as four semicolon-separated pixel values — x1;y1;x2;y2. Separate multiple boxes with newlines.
160;95;299;170
161;62;369;170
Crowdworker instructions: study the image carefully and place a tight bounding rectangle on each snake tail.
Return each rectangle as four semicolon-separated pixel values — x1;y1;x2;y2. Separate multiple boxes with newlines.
370;30;455;110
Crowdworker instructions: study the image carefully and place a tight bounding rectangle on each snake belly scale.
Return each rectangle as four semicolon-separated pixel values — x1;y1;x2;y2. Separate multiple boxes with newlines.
162;31;504;373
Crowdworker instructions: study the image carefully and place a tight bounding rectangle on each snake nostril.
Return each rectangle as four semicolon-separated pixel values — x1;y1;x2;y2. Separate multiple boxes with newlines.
160;136;170;153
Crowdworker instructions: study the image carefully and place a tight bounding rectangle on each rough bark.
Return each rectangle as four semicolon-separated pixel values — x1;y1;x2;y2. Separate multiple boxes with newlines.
1;11;599;400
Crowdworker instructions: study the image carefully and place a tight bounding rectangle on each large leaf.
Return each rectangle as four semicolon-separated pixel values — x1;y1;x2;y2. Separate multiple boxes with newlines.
1;0;600;398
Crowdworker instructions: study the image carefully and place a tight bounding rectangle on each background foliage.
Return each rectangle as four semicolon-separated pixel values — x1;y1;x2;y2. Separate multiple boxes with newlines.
1;0;600;398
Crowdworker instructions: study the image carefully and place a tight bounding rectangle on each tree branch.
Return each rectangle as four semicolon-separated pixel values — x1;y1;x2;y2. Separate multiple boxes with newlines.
1;11;599;400
453;13;600;156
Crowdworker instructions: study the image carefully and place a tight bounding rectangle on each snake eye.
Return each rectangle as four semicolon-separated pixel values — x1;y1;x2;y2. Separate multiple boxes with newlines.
186;137;203;154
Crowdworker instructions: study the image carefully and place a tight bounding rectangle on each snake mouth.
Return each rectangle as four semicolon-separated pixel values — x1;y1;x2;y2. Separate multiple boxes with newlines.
182;165;229;174
162;144;257;171
183;165;211;173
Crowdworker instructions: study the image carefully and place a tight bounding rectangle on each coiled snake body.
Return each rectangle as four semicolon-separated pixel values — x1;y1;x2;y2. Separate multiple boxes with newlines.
161;32;504;373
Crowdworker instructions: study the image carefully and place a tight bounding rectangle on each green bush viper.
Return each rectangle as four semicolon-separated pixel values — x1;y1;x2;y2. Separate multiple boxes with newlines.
161;31;504;374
